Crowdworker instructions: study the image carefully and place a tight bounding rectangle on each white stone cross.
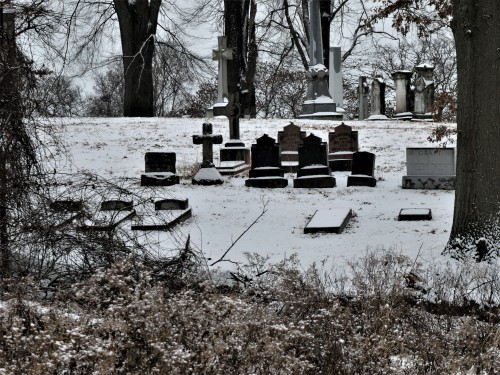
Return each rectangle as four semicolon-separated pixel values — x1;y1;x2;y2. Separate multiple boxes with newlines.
212;36;233;103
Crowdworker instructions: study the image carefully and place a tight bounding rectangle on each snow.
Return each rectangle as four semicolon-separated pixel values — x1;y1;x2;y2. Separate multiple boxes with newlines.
306;208;351;228
50;117;457;272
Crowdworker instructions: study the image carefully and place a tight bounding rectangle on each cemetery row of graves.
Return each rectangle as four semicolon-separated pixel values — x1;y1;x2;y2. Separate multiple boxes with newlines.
50;121;455;239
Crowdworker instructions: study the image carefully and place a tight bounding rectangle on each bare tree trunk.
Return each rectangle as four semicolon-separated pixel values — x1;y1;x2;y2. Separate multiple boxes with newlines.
113;0;161;117
447;0;500;260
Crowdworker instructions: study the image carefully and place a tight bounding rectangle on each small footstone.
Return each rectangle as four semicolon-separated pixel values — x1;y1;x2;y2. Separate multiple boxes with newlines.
304;208;352;234
398;208;432;221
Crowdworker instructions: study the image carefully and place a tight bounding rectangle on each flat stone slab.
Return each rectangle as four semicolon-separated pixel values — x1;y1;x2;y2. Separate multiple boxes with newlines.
398;208;432;221
131;208;192;231
402;176;455;190
245;177;288;188
293;175;336;188
80;210;137;231
304;208;352;234
347;174;377;187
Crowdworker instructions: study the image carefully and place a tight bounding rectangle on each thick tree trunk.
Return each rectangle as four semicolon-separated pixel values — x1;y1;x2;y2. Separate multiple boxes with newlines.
113;0;161;117
447;0;500;260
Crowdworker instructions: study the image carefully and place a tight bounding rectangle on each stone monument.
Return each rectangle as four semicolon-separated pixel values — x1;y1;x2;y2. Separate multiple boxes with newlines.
402;147;455;189
392;70;413;120
368;76;388;120
328;46;345;116
328;123;359;171
277;122;306;172
293;134;336;188
347;151;377;187
299;0;342;120
192;123;224;185
413;63;435;120
358;76;369;120
245;134;288;188
141;152;180;186
206;36;233;117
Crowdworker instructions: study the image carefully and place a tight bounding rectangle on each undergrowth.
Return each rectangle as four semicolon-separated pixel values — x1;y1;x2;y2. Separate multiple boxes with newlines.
0;250;498;374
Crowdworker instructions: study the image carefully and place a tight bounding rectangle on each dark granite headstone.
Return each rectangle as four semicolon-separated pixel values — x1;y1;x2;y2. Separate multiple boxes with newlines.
328;123;359;171
155;199;189;211
145;153;176;173
278;123;306;168
100;200;134;211
245;134;288;188
294;134;336;188
50;200;85;228
141;152;180;186
347;151;377;187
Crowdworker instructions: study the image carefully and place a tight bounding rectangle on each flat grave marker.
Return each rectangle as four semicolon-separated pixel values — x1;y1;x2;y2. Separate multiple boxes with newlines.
304;208;352;234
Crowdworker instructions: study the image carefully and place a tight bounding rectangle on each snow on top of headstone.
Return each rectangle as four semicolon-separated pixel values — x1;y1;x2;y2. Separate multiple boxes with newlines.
416;63;434;69
310;64;328;73
128;0;136;5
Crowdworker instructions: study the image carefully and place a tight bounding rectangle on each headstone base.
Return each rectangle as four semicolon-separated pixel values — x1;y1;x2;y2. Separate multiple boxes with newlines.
217;161;250;175
402;176;455;190
392;112;413;121
192;167;224;185
131;208;192;230
249;167;284;178
281;161;300;173
304;208;352;234
245;177;288;188
141;173;180;186
398;208;432;221
347;175;377;187
412;113;433;121
293;175;336;188
297;165;330;177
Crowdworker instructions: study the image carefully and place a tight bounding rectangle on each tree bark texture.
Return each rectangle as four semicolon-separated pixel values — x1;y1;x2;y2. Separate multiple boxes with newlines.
113;0;161;117
224;0;256;118
448;0;500;260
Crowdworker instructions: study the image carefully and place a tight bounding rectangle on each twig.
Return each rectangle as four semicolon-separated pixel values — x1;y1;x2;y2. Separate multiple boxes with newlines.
210;204;268;267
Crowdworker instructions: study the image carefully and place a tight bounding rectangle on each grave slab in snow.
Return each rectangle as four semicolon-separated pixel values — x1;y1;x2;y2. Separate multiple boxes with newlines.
304;208;352;234
398;208;432;221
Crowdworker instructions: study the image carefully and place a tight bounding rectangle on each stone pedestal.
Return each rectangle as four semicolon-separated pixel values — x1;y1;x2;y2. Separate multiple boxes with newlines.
392;70;413;120
413;64;435;120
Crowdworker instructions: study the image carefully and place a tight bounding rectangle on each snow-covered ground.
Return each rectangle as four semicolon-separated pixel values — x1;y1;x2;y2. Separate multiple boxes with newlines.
50;117;456;272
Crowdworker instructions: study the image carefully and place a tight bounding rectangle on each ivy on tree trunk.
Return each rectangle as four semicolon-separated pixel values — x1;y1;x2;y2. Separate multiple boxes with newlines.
446;0;500;260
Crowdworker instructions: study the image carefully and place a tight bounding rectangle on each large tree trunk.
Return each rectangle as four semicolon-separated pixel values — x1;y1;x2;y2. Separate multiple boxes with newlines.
113;0;161;117
447;0;500;260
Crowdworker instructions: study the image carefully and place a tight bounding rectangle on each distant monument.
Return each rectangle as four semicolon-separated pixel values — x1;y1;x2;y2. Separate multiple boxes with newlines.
299;0;342;120
328;46;345;116
358;76;369;120
368;76;388;120
413;63;435;120
392;70;413;120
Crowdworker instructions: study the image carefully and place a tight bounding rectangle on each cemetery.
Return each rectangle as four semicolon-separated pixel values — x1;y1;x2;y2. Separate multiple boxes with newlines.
1;1;499;372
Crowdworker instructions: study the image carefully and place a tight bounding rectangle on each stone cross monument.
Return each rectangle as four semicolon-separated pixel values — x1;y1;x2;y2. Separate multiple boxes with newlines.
212;36;233;103
192;123;223;168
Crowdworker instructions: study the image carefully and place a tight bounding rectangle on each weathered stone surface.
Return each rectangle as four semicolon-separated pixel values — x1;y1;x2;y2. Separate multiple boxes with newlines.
141;152;180;186
403;148;455;190
304;208;352;234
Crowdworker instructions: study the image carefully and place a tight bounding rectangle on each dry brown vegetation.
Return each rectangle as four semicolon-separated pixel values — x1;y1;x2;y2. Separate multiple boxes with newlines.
0;250;498;374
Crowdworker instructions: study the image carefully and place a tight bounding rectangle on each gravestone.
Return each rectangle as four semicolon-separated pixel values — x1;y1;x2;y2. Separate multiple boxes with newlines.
50;200;85;228
245;134;288;188
368;76;388;120
192;123;224;185
358;77;369;120
392;70;413;120
304;208;352;234
413;64;435;120
277;122;306;172
347;151;377;187
131;199;192;231
299;0;341;120
328;123;359;171
80;200;136;231
294;134;336;188
398;208;432;221
402;147;455;189
206;36;233;117
141;152;180;186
